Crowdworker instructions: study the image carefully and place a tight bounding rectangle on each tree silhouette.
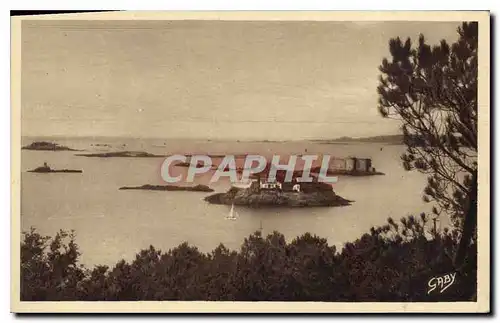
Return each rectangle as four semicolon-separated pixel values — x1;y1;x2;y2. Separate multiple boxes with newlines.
21;224;476;301
21;228;84;301
377;22;478;267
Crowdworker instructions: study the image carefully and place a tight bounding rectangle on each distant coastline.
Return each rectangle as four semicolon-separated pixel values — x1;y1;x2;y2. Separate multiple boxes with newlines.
312;134;404;145
21;134;403;144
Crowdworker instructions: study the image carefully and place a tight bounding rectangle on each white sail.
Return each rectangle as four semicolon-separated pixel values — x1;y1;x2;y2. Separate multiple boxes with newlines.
226;204;238;220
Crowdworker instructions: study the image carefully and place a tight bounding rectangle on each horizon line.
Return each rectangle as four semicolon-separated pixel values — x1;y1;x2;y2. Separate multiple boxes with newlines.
21;133;402;141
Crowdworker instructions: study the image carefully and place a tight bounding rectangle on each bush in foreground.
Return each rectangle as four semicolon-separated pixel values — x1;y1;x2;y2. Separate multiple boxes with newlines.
21;214;476;302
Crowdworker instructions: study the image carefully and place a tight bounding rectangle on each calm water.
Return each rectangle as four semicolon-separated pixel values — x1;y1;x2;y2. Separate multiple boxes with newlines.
20;137;443;267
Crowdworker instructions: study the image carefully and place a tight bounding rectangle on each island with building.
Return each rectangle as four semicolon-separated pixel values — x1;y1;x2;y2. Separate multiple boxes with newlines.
204;156;384;207
229;156;383;178
204;173;352;208
27;162;82;173
22;141;79;151
310;157;385;176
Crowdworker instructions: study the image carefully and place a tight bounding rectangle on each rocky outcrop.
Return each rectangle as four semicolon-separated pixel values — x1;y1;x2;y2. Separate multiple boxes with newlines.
204;187;352;208
22;141;78;151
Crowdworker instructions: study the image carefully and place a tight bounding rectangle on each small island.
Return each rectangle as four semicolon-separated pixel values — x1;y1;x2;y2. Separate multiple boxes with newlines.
22;141;78;151
119;184;214;192
76;151;167;158
27;162;82;173
91;143;112;148
174;161;205;168
205;177;352;208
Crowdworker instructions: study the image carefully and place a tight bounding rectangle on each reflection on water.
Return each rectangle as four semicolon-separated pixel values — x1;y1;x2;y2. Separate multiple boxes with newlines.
20;137;441;267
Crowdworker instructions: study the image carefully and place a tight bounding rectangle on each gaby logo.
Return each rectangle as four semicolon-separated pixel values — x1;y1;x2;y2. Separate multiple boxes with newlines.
427;272;457;294
160;154;339;184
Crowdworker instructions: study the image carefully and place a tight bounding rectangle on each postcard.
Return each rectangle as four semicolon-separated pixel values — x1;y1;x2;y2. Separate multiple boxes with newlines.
11;11;490;313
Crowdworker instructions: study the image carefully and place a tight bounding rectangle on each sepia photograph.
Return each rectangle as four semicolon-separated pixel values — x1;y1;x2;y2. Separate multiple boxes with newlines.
10;11;490;313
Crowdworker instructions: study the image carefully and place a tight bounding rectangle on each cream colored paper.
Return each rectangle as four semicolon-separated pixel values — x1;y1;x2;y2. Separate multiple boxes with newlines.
11;11;490;313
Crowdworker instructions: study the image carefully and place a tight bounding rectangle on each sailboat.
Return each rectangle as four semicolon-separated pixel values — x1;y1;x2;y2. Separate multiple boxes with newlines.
225;203;238;220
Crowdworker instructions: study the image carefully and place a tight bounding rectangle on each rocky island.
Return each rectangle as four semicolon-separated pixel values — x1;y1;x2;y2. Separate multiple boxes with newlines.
204;181;352;208
22;141;78;151
76;151;167;158
119;184;214;192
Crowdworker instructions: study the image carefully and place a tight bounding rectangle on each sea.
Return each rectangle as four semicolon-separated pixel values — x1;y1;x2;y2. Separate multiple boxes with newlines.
20;136;445;267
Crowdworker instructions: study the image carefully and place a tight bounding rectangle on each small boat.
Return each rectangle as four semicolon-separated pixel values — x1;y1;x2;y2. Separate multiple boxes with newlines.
225;203;238;220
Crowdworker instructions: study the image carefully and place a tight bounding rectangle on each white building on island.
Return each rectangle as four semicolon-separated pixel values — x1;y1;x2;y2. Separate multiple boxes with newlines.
260;181;282;190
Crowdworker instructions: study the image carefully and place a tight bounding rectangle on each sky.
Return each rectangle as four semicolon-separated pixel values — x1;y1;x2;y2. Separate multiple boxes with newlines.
21;20;462;140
